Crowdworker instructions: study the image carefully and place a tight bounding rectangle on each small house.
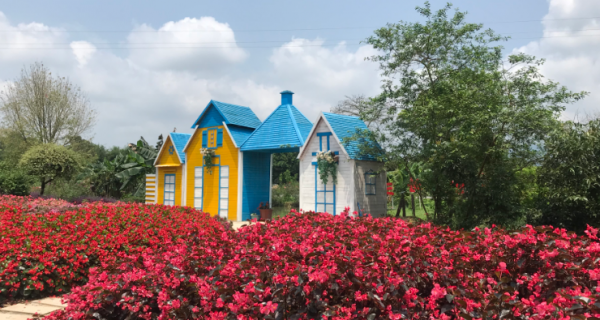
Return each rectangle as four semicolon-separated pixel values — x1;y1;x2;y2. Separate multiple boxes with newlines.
298;112;386;217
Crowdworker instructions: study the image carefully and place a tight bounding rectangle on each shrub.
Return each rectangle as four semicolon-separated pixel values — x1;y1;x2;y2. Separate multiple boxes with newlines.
45;210;600;320
0;196;227;305
0;162;32;196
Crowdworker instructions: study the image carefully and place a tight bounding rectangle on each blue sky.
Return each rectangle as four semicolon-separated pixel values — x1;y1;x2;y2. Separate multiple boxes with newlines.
0;0;597;146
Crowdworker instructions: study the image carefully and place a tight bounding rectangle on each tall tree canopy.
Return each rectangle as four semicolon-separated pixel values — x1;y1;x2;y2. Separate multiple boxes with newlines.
0;62;96;145
364;2;586;228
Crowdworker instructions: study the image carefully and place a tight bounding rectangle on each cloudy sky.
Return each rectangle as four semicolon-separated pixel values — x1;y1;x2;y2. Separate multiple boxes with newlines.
0;0;596;147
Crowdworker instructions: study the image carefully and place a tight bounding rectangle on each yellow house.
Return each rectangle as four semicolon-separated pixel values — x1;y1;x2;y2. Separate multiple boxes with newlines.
149;100;262;221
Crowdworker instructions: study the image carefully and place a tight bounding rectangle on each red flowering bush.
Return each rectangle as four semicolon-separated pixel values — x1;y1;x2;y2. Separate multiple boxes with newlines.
44;209;600;320
0;195;229;305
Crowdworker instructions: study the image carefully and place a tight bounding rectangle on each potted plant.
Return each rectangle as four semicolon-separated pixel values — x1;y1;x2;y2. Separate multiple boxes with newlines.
258;202;272;220
201;148;215;174
316;150;339;185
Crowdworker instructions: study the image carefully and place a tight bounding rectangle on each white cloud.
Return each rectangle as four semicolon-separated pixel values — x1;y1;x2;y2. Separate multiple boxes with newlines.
126;17;247;72
515;0;600;120
0;13;383;146
269;38;381;121
70;41;96;67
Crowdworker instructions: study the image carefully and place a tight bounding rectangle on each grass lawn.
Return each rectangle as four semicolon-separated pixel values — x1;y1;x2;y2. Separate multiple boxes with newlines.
387;197;432;221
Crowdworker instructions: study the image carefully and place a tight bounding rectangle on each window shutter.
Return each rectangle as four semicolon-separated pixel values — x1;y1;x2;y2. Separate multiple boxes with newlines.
217;129;223;147
202;130;208;148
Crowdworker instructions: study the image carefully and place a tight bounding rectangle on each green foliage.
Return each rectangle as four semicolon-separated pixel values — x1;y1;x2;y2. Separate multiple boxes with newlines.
272;171;299;208
363;2;586;229
316;151;338;185
0;162;33;195
535;121;600;232
19;144;80;195
44;178;93;201
272;149;299;184
80;136;159;198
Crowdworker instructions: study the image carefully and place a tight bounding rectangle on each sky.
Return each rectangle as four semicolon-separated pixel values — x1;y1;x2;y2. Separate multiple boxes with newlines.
0;0;597;147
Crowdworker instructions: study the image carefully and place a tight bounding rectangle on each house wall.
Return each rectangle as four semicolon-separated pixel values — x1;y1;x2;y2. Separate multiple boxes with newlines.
185;125;239;221
155;138;183;206
299;119;355;215
354;160;387;217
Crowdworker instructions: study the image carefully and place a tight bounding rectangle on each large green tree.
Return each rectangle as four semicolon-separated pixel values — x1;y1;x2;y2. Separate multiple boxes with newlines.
364;2;586;228
534;120;600;232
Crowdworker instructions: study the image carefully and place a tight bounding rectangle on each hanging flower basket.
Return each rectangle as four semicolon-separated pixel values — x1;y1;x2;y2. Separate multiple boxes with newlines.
316;150;338;185
201;148;216;174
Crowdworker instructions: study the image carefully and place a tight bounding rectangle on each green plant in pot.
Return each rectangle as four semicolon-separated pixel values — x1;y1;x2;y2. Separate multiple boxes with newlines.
201;148;215;174
258;202;272;221
316;150;338;185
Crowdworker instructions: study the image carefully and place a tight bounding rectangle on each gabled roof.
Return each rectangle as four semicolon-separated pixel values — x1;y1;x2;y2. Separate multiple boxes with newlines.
299;112;382;161
191;100;262;129
170;132;191;162
240;104;312;152
154;132;191;165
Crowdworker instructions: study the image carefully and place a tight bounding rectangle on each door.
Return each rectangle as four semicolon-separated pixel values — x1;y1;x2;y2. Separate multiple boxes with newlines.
314;165;336;214
163;174;175;206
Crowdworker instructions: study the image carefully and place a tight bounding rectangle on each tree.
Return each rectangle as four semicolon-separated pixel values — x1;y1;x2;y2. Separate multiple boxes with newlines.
363;2;586;229
331;95;386;130
0;62;96;145
535;120;600;232
19;144;80;195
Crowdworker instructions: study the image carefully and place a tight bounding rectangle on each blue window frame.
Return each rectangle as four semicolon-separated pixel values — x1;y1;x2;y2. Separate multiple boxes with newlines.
365;170;376;195
313;132;336;215
164;174;176;205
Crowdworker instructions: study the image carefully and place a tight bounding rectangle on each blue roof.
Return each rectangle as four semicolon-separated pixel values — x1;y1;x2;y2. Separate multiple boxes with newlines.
227;125;255;146
240;104;312;152
322;112;382;161
169;132;191;163
191;100;262;129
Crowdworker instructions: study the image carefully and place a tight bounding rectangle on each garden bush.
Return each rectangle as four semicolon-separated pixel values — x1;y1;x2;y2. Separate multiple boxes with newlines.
0;196;229;305
43;209;600;320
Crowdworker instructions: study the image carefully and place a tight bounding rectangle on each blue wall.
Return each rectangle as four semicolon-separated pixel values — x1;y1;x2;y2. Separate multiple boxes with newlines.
197;104;225;128
242;152;271;220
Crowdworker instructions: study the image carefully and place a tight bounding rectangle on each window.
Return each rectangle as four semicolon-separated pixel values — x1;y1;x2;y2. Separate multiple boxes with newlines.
164;174;176;205
219;166;229;218
365;170;376;195
194;167;203;209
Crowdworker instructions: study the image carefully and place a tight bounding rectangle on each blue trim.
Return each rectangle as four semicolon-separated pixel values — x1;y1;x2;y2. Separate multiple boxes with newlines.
163;174;175;206
287;105;304;145
327;136;330;150
319;136;322;151
316;132;332;137
312;151;338;156
207;129;219;149
217;128;223;147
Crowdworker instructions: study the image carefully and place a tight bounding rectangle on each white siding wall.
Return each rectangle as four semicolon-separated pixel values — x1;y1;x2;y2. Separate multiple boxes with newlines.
299;119;355;215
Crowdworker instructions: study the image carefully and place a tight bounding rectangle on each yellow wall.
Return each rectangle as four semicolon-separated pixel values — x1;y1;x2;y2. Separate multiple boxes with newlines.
185;125;239;220
155;137;183;206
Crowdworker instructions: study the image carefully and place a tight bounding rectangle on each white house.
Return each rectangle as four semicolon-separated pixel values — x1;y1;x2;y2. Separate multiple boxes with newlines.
298;112;386;217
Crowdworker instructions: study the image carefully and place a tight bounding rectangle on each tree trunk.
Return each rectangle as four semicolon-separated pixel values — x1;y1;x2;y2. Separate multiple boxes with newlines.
40;179;46;195
402;196;407;217
411;194;416;217
395;196;402;217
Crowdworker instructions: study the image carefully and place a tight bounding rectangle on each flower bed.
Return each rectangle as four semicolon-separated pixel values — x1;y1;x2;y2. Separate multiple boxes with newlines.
0;195;230;305
42;209;600;320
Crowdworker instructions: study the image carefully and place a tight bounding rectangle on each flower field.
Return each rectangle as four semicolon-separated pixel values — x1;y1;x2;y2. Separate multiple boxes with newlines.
0;195;229;305
1;197;600;319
